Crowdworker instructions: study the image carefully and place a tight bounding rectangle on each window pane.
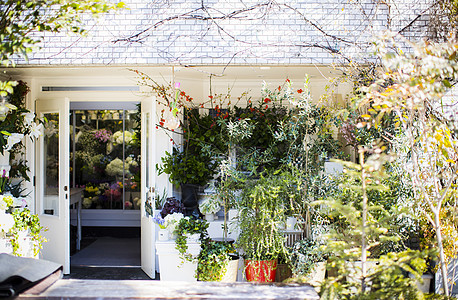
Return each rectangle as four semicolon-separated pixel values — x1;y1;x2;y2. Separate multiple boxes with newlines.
43;113;59;216
71;108;141;210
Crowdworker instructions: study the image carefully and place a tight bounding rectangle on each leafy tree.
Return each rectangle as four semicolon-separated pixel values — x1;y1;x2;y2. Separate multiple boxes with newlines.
0;0;125;96
359;34;458;296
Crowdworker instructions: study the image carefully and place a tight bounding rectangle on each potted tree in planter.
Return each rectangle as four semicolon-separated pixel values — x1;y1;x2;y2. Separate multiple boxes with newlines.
238;172;289;282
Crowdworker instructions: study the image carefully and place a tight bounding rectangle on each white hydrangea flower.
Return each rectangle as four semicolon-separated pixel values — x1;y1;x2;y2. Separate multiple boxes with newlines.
164;212;184;232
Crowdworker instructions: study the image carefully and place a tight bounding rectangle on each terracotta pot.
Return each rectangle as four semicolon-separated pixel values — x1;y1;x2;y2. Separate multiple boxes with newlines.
245;259;277;282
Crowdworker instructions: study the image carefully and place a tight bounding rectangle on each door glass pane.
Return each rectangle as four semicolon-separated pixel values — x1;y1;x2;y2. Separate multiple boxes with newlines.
43;113;59;216
144;112;150;217
71;108;141;210
124;109;141;210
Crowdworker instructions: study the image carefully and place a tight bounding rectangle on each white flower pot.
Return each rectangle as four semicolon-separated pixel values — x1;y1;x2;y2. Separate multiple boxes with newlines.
305;261;326;286
410;273;433;293
0;238;12;254
205;213;215;221
346;260;378;285
158;229;169;241
186;233;200;244
156;240;201;281
220;258;239;282
286;217;297;230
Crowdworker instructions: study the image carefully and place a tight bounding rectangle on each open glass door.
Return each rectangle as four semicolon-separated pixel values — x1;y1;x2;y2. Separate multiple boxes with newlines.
141;97;156;278
36;98;70;274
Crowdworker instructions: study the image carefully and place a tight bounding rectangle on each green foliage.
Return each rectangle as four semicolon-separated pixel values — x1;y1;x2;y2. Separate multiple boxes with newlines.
9;208;47;257
289;238;327;277
157;110;221;187
316;148;429;298
197;240;236;281
158;147;216;187
358;36;458;295
237;171;288;261
174;217;209;262
321;250;429;300
0;81;42;192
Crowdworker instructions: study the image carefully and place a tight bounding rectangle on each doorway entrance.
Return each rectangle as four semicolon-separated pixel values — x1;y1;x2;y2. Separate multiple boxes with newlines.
69;102;141;268
36;95;156;277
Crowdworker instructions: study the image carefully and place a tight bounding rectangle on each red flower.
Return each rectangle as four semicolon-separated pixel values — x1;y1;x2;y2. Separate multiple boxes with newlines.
297;89;303;94
286;79;290;83
265;105;268;109
208;95;213;99
264;98;271;103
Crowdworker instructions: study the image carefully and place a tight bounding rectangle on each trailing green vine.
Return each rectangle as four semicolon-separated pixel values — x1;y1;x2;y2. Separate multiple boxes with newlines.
9;208;47;257
197;239;236;281
174;217;209;262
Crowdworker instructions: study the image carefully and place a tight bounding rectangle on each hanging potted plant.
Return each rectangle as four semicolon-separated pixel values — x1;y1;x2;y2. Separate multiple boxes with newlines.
238;172;288;282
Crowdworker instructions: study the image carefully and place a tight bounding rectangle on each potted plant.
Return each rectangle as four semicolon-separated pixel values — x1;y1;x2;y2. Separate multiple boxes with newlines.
174;216;209;261
197;238;239;282
237;172;288;282
288;239;327;286
0;195;47;258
